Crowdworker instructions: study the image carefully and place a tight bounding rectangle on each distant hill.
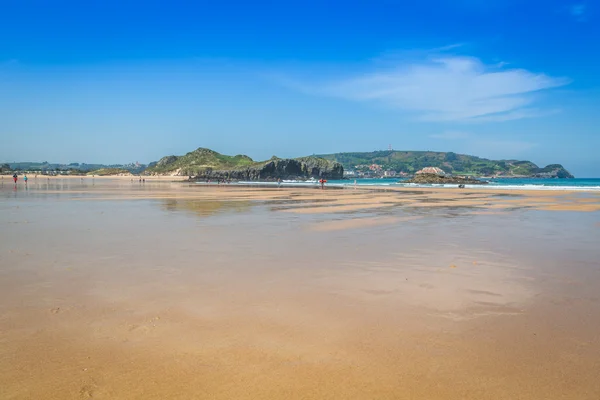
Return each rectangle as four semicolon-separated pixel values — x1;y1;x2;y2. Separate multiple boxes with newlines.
4;161;147;174
318;151;574;178
145;148;343;180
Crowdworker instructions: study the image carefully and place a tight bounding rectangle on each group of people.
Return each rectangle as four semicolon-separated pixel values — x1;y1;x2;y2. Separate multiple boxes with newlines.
11;173;28;184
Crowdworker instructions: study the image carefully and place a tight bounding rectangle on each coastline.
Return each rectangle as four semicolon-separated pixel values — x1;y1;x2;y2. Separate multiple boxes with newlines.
8;173;600;192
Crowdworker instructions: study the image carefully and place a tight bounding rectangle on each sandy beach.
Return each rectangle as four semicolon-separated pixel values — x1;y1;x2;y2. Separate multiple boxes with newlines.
1;178;599;399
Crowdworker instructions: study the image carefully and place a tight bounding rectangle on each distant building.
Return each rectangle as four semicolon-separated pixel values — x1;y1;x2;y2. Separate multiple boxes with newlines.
383;170;397;177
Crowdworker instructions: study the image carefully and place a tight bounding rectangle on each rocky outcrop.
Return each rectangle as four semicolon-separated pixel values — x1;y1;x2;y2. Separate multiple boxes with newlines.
531;164;574;179
416;167;446;176
190;157;343;181
403;173;488;185
145;148;343;181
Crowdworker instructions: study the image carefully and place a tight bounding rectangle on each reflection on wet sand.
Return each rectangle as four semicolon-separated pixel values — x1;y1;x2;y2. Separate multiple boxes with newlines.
161;199;253;217
0;178;599;399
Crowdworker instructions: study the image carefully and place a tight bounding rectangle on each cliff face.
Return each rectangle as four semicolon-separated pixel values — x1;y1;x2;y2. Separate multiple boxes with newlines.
530;164;574;179
191;158;343;181
145;148;343;180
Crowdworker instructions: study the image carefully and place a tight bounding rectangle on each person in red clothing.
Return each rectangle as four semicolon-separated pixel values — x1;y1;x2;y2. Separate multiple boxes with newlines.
319;178;327;189
13;173;18;184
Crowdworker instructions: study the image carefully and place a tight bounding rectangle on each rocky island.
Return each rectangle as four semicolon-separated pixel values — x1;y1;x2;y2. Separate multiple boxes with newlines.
404;174;488;185
145;148;344;181
403;167;488;185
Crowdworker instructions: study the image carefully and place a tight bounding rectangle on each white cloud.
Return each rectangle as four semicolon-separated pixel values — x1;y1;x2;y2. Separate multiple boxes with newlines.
430;131;470;139
467;108;562;122
307;55;570;122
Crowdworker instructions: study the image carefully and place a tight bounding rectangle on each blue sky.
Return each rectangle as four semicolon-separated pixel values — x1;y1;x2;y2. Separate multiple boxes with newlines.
1;0;599;176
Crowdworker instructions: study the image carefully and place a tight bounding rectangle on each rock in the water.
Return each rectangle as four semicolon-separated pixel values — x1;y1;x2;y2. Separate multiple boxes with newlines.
416;167;447;176
403;173;487;185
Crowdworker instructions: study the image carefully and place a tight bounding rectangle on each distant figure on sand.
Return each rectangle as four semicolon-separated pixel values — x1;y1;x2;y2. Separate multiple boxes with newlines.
319;178;327;189
277;178;282;187
13;173;17;184
24;175;28;184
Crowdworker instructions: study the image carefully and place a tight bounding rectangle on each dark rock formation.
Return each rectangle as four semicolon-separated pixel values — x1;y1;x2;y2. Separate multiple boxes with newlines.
531;164;574;179
190;157;343;181
403;173;488;185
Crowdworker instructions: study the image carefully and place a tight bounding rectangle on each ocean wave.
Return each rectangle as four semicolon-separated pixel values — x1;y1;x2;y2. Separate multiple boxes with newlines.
200;180;600;191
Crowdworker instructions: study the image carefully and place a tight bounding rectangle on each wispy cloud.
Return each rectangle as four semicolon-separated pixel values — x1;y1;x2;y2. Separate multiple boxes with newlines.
430;131;470;140
467;107;562;122
293;54;570;122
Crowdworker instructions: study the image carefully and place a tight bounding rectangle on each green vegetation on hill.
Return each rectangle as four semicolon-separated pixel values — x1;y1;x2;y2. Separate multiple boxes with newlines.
87;168;131;176
145;148;343;180
318;150;573;178
146;148;256;175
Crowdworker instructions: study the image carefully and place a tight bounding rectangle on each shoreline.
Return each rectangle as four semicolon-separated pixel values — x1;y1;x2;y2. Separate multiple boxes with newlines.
9;174;598;193
5;177;598;212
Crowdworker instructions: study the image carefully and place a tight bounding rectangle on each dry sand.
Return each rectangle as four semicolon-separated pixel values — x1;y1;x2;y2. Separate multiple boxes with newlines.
1;178;599;399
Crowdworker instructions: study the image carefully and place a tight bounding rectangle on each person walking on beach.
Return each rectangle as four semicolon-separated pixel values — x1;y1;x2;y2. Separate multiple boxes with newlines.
13;173;17;184
319;178;326;189
24;175;28;184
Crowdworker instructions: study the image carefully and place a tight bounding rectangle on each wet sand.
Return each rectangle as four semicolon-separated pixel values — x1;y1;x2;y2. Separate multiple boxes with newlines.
1;179;599;399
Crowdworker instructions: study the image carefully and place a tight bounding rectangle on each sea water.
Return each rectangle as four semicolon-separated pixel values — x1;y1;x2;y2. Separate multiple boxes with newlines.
232;178;600;191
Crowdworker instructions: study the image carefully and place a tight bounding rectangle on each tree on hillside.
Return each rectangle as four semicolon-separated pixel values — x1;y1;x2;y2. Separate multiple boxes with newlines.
445;152;458;162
